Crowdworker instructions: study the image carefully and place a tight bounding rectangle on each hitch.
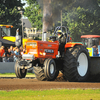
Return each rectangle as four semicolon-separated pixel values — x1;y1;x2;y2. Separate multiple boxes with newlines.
18;60;32;69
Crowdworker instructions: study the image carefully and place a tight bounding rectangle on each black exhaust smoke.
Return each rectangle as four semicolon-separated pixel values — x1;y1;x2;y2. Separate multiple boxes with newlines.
37;0;98;32
37;0;71;32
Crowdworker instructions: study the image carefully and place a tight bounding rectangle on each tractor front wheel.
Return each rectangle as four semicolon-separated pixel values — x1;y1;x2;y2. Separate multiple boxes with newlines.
34;59;59;81
15;61;27;78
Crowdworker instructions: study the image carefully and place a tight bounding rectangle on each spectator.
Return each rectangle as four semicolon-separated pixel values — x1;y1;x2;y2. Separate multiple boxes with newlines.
10;46;14;55
13;47;17;52
19;46;23;55
0;46;5;62
23;48;26;54
14;47;20;61
5;48;13;62
20;48;26;55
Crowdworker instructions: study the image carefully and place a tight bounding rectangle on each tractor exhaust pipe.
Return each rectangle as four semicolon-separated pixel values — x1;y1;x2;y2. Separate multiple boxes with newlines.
42;32;47;41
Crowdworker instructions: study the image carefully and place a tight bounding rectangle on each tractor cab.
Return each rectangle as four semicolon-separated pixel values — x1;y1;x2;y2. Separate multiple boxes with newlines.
81;35;100;57
49;26;70;57
49;27;67;43
0;24;16;42
0;25;16;47
0;25;13;37
0;25;28;47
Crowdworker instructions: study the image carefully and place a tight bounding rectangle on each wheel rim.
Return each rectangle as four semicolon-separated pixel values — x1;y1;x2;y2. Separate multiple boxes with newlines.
50;64;54;74
77;52;88;77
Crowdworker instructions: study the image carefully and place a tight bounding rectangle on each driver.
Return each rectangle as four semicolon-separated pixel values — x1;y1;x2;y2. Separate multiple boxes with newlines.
57;30;63;39
57;30;66;57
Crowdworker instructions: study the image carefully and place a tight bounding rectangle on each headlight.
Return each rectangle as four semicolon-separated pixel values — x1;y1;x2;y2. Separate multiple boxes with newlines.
22;54;34;60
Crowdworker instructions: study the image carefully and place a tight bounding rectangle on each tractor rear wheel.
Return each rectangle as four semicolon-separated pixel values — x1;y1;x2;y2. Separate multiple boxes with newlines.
15;61;27;78
63;45;90;82
34;59;59;81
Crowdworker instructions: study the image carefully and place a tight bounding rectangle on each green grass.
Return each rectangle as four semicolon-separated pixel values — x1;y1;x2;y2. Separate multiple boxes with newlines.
0;73;100;100
0;73;15;75
0;89;100;100
0;73;35;77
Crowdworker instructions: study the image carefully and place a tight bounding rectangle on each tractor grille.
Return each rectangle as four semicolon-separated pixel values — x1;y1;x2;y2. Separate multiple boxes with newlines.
27;42;37;47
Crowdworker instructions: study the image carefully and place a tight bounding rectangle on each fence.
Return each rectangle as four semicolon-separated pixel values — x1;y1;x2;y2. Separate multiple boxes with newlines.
0;62;34;73
0;62;15;73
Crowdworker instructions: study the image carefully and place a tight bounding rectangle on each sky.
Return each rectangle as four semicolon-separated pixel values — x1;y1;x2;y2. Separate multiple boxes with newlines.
21;0;28;18
21;0;28;8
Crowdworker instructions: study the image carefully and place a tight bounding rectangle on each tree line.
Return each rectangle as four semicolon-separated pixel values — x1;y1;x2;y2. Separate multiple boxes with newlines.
0;0;100;41
24;0;100;41
0;0;24;35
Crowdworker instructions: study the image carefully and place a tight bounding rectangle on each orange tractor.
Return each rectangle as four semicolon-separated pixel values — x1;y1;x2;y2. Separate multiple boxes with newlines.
15;26;90;82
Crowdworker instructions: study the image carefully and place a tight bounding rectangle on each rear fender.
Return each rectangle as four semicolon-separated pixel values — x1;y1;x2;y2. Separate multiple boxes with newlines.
65;42;82;49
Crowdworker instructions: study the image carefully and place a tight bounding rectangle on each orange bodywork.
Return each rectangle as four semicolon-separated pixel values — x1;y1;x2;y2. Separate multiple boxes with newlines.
26;40;83;59
0;25;13;28
65;42;82;48
26;40;59;59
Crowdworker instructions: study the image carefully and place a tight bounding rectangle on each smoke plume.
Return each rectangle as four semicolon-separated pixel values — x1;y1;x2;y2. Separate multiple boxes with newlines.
37;0;70;32
37;0;99;32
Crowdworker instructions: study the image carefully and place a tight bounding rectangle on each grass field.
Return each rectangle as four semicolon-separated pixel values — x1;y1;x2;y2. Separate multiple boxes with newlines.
0;73;35;77
0;89;100;100
0;73;100;100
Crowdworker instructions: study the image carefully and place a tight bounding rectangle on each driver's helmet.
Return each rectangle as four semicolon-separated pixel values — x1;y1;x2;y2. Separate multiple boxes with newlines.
57;30;62;34
57;30;62;38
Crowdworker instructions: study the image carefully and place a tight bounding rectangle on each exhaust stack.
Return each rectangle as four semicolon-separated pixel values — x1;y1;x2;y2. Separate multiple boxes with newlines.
42;32;47;41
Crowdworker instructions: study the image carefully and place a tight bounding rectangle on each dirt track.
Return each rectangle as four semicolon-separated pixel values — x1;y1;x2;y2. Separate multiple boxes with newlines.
0;74;100;90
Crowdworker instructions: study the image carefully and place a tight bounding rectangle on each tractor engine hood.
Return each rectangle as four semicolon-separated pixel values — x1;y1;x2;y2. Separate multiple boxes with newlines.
25;40;59;59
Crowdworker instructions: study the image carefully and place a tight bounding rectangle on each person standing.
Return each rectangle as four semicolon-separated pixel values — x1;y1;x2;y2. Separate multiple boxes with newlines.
14;47;20;61
5;48;13;62
10;46;14;55
10;46;14;60
0;46;5;62
19;46;23;55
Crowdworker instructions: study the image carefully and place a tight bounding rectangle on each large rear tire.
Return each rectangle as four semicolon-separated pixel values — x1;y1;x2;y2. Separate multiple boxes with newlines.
15;61;27;78
34;59;59;81
63;45;90;82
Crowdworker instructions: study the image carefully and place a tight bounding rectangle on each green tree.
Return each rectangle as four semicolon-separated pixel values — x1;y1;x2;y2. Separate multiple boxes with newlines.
24;0;74;31
98;0;100;4
24;0;42;30
0;0;24;35
63;0;100;42
24;0;100;40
